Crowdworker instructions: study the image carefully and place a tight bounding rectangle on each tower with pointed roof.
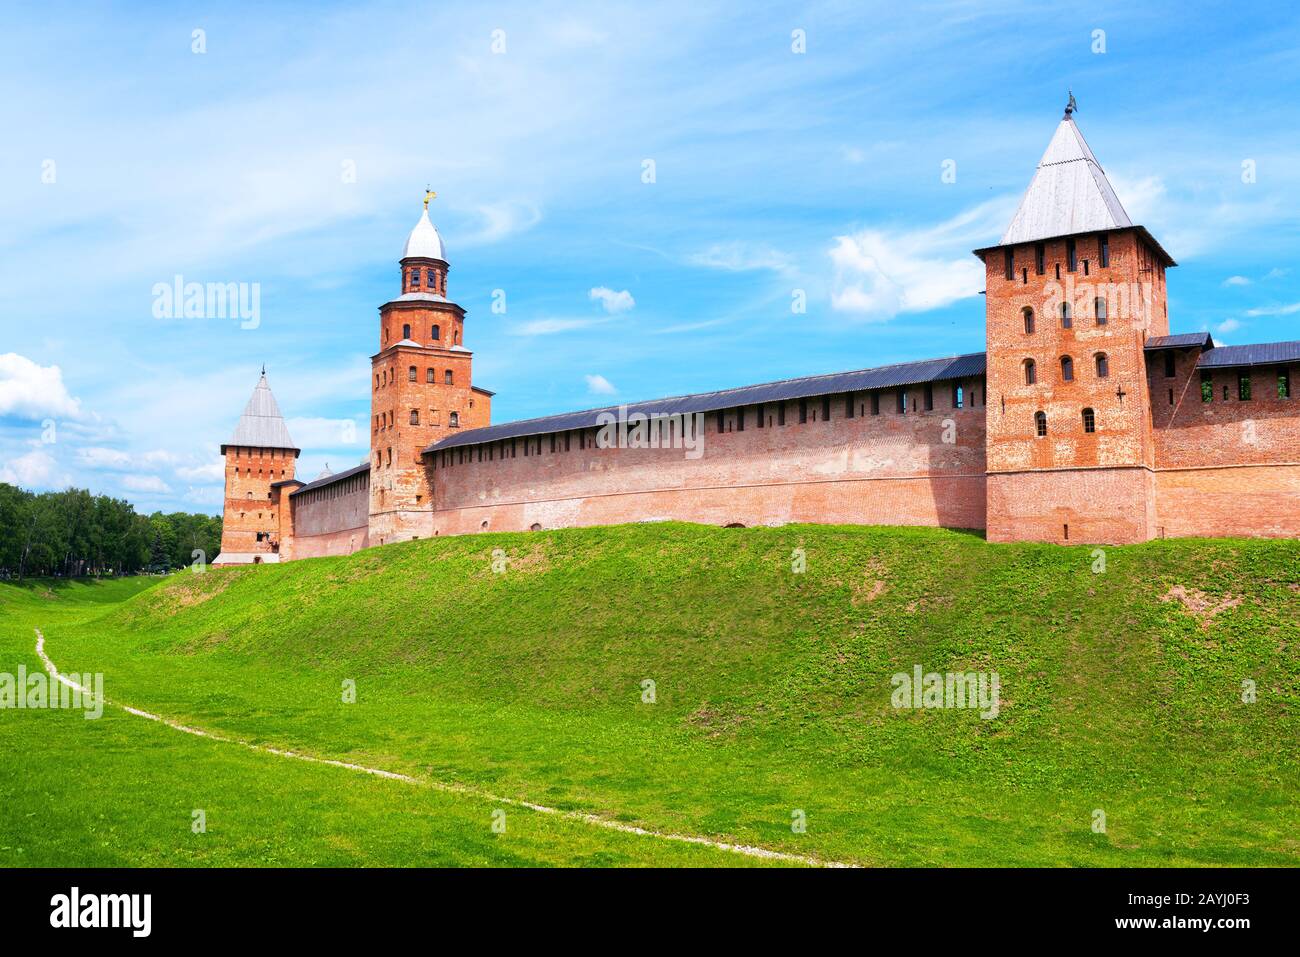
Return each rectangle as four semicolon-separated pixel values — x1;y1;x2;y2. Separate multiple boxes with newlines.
368;197;493;545
975;100;1176;544
213;372;300;564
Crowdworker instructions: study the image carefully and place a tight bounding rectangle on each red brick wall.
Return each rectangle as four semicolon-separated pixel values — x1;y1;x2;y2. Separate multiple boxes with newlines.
425;381;987;535
290;470;371;558
369;263;491;546
1150;350;1300;537
983;228;1169;542
217;446;297;558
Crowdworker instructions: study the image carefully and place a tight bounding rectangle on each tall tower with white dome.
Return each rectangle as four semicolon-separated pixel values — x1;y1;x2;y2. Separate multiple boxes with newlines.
368;193;492;545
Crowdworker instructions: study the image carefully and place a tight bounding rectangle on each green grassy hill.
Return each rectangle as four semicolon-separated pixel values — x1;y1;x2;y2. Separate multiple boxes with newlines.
2;523;1297;866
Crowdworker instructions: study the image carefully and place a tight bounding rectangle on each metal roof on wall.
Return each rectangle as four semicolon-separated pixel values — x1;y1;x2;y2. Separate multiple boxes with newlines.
425;352;987;453
1145;333;1213;351
288;461;370;497
1197;340;1300;369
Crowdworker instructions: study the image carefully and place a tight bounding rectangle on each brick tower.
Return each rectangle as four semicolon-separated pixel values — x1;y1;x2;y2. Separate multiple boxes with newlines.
977;101;1176;544
213;371;299;564
368;194;491;545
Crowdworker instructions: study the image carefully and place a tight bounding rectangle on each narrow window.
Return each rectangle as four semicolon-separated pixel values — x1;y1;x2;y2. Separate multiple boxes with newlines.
1099;233;1110;268
1004;248;1014;281
1223;384;1230;401
449;412;460;427
1023;307;1035;334
736;408;745;431
1055;263;1061;280
1060;302;1072;328
1095;353;1109;378
896;390;906;414
1060;356;1074;381
432;324;440;340
756;402;764;428
923;384;934;411
1279;368;1292;399
1082;407;1096;433
409;270;420;291
799;399;808;424
445;370;453;385
1021;268;1028;285
1200;370;1213;402
845;394;854;419
1238;372;1252;401
1168;388;1174;405
1034;411;1047;437
871;392;880;415
408;365;417;381
1066;238;1077;272
410;409;419;425
953;384;963;409
717;410;726;432
1083;259;1090;276
821;396;831;421
1035;243;1045;275
427;268;437;288
1024;358;1037;385
427;368;435;383
1095;296;1107;326
403;323;411;340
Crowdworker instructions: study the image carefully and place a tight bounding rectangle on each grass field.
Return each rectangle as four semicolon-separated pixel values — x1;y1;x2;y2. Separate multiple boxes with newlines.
1;522;1297;867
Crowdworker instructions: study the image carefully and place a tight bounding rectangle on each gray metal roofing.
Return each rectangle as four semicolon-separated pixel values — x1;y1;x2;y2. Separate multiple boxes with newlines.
223;374;297;451
1001;117;1133;246
1145;332;1213;350
288;461;370;497
425;352;987;453
1197;340;1300;369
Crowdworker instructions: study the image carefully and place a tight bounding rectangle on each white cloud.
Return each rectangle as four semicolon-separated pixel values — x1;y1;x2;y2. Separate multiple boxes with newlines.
1215;318;1242;334
458;201;543;247
175;460;225;482
121;474;172;494
510;317;605;336
1245;302;1300;317
585;374;617;395
589;286;636;314
285;417;363;449
0;353;82;420
1265;268;1291;280
1222;276;1251;287
689;243;791;274
828;200;1007;321
182;485;223;506
0;449;58;487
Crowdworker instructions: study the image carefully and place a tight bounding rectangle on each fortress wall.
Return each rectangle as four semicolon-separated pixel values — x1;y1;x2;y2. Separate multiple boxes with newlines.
216;446;295;561
290;471;371;558
1151;358;1300;538
427;385;988;535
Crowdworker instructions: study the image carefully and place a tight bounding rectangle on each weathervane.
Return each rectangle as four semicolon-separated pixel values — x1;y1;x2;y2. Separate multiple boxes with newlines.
424;187;437;209
1064;89;1078;118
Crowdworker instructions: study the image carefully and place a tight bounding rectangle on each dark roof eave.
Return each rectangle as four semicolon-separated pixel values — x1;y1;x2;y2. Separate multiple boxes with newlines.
288;461;371;497
422;352;988;454
220;444;301;456
972;224;1176;267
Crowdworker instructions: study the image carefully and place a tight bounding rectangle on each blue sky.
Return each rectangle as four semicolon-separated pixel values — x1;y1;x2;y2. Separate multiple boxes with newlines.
2;0;1298;515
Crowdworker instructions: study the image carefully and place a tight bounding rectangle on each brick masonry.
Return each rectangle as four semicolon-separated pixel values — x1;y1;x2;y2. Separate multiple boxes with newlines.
219;185;1300;551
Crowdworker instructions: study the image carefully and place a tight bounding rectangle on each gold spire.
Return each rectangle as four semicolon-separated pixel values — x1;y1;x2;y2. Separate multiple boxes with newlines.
423;188;436;209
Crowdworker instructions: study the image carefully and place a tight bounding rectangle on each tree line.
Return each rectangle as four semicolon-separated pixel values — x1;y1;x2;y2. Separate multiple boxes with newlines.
0;483;222;578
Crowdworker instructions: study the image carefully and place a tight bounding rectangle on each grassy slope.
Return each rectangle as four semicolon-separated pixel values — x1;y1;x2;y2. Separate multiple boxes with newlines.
0;577;775;866
4;522;1298;866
